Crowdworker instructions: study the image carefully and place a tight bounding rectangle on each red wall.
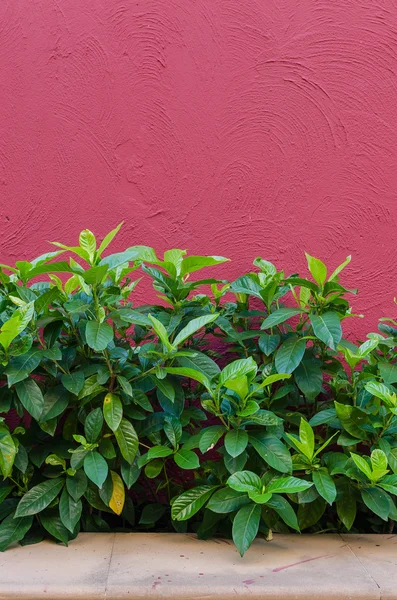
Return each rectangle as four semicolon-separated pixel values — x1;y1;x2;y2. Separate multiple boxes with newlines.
1;0;396;337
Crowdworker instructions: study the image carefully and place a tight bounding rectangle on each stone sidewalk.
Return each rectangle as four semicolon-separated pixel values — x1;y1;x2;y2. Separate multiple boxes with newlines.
0;533;396;599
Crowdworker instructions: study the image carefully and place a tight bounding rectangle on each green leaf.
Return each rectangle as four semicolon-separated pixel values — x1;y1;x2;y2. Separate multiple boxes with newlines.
103;393;123;432
99;246;157;270
207;488;251;514
85;321;113;352
84;408;103;443
173;314;219;347
223;376;248;400
15;478;64;517
98;222;124;255
219;358;257;386
249;432;292;473
148;314;172;351
6;350;42;386
294;418;315;461
79;229;96;263
371;449;388;473
336;479;356;530
40;511;70;545
305;253;327;286
59;488;82;532
294;361;323;401
174;449;200;470
361;487;391;521
15;378;44;421
379;362;397;385
155;377;175;402
66;470;87;502
266;495;300;531
176;350;220;380
61;371;85;396
145;459;164;479
171;486;217;521
335;402;368;439
227;471;262;493
114;419;138;465
310;312;342;350
138;446;173;467
232;503;261;556
377;474;397;495
0;425;16;478
312;470;336;504
40;386;69;422
224;450;247;475
350;453;372;480
247;491;272;504
261;308;302;329
199;426;225;454
267;476;313;494
275;337;306;374
258;334;280;356
83;452;108;488
364;381;395;406
121;460;141;489
82;265;108;285
164;367;211;392
224;430;248;458
181;255;229;276
329;255;351;281
0;513;33;552
139;503;166;525
298;497;326;529
164;416;182;448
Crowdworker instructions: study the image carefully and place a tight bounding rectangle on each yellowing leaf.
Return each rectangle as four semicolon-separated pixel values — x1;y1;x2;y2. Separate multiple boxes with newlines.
109;471;125;515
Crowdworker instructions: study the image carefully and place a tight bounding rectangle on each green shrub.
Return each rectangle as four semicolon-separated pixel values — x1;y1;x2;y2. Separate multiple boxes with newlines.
0;225;396;555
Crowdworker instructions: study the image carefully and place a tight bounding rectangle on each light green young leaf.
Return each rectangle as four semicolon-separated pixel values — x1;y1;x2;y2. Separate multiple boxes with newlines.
148;315;173;351
164;367;212;392
305;253;327;287
98;222;124;256
79;229;96;264
350;453;372;480
329;255;351;281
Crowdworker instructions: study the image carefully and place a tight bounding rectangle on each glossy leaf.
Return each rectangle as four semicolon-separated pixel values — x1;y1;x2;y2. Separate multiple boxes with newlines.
15;479;64;517
171;486;217;521
232;503;261;556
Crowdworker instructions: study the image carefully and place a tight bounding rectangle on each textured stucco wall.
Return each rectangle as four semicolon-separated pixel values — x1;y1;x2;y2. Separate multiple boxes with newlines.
1;0;397;336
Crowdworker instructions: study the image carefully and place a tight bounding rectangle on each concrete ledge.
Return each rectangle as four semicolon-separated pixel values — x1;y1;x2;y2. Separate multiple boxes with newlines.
0;532;395;599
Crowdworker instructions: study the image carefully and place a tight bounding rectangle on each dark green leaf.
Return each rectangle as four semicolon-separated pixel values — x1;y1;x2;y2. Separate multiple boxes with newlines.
0;513;33;552
224;429;248;458
249;432;292;473
232;503;261;556
83;452;108;488
15;478;64;517
275;337;306;374
85;321;113;352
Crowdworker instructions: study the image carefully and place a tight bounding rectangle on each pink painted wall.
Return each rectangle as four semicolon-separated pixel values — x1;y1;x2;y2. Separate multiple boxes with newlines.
1;0;396;337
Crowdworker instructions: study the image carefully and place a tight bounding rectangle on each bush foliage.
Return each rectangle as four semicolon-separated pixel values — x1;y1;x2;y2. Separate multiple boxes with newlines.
0;224;396;555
